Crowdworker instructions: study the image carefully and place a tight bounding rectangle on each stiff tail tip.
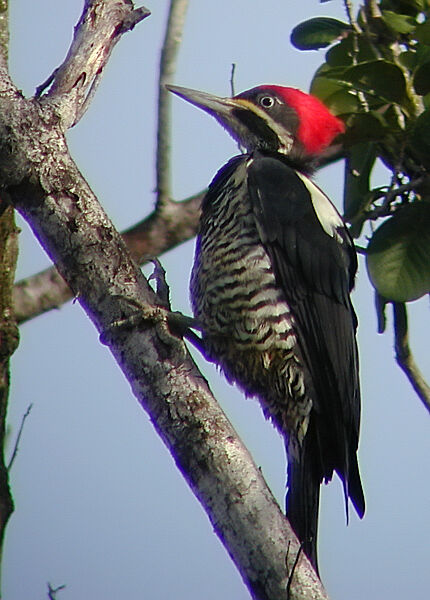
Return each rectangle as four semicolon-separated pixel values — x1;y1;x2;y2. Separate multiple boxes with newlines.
286;457;320;575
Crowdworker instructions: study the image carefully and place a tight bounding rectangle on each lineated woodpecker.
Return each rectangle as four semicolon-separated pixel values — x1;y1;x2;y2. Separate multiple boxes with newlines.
167;83;365;573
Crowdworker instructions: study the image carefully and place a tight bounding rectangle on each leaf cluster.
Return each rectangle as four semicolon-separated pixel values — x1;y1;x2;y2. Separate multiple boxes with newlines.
292;0;430;305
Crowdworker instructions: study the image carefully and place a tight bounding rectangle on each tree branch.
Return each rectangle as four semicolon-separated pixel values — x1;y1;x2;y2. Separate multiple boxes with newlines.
156;0;189;209
39;0;150;128
13;191;203;324
7;403;33;471
0;0;18;584
47;582;66;600
393;303;430;415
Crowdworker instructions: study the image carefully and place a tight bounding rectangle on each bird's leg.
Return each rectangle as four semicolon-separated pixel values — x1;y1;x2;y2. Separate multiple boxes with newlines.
100;259;206;355
99;296;171;345
167;311;206;355
148;258;206;353
147;258;171;309
148;258;205;354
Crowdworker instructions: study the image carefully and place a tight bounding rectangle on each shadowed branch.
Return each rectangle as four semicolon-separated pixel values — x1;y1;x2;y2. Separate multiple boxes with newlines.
156;0;189;209
393;303;430;415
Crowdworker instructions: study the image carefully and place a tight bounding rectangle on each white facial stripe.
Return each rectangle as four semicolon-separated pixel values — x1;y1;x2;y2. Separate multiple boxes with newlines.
234;98;294;154
269;120;294;154
296;172;344;241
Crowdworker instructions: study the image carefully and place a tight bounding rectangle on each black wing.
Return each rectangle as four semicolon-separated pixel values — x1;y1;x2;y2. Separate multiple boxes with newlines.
248;153;365;517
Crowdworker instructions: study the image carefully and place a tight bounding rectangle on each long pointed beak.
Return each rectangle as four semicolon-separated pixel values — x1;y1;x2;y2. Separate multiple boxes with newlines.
166;84;241;119
166;84;282;153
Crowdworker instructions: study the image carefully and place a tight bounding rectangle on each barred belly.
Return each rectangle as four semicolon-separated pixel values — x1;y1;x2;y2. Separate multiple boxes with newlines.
190;166;311;441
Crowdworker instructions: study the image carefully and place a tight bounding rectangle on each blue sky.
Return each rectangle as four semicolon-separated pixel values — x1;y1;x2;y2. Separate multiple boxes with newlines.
4;2;430;599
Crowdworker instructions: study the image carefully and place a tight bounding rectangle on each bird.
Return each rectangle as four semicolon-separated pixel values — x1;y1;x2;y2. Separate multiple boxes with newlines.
167;83;365;574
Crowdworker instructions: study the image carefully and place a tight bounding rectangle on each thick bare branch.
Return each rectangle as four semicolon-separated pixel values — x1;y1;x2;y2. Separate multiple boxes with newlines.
39;0;150;128
13;191;203;324
393;303;430;414
156;0;189;208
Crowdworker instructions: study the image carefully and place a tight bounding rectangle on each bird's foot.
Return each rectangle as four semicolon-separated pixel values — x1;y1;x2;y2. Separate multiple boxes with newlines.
147;256;206;353
100;258;205;354
100;303;204;355
99;299;169;344
147;257;171;309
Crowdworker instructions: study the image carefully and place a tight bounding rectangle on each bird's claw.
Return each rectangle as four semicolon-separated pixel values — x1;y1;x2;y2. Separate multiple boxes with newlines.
99;301;205;356
99;303;168;346
147;257;171;309
100;259;205;354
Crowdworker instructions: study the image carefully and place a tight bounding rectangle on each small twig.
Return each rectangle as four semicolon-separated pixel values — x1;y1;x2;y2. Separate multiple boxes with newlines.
230;63;237;97
382;176;424;209
344;0;362;34
228;63;246;154
286;541;304;599
383;164;405;208
47;583;66;600
393;303;430;415
364;0;381;18
156;0;189;210
7;403;33;471
343;0;370;113
365;176;426;221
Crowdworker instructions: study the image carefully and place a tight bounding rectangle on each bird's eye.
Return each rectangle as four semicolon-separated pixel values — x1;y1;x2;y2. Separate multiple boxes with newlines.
260;96;275;108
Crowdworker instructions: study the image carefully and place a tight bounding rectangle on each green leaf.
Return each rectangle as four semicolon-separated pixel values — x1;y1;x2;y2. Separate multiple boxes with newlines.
398;50;417;70
290;17;350;50
322;89;361;115
343;112;389;145
384;0;426;16
338;60;407;103
366;202;430;302
343;143;377;236
326;35;378;67
381;10;417;34
413;62;430;95
415;20;430;44
424;92;430;109
310;71;360;114
415;44;430;66
310;66;348;96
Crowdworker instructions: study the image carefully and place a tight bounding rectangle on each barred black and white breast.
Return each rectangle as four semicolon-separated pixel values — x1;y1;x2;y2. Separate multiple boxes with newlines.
190;154;311;441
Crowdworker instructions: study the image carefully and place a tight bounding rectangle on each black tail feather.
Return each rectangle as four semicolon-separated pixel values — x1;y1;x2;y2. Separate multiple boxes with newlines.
286;432;365;576
346;452;365;519
286;445;320;575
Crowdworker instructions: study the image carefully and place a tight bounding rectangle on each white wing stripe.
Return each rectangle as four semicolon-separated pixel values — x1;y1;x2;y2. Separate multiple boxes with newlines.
296;172;344;242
